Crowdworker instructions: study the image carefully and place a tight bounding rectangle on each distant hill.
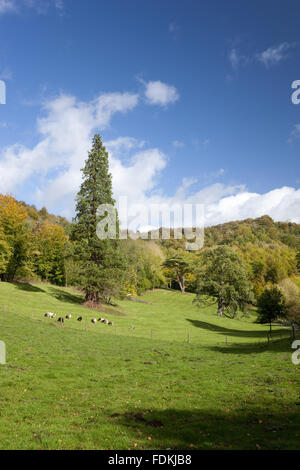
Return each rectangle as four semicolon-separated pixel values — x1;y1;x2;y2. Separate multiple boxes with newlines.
158;215;300;294
204;215;300;250
158;215;300;250
17;199;300;253
19;201;71;234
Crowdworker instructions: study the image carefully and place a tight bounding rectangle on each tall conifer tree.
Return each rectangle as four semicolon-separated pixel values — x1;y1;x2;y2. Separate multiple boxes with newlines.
72;134;125;303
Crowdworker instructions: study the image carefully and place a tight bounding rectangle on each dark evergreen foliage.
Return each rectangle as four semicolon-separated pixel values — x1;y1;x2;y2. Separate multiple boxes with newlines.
71;134;126;303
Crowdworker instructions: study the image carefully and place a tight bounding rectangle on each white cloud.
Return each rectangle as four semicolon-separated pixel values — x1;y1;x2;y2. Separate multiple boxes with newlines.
105;136;146;156
0;67;12;80
169;22;179;35
135;184;300;228
256;43;291;67
94;92;139;127
111;148;167;201
288;124;300;143
229;42;295;71
0;91;299;227
54;0;63;10
172;140;184;148
228;48;249;69
256;42;292;67
203;186;300;225
192;137;210;150
229;48;240;69
144;80;179;106
0;92;139;215
0;0;64;15
202;168;225;182
0;0;15;14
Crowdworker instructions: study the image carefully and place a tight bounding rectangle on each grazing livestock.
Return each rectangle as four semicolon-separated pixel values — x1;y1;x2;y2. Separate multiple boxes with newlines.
77;316;83;321
66;314;72;319
91;318;97;324
98;318;105;322
58;317;64;323
44;312;56;318
103;319;108;324
108;321;114;326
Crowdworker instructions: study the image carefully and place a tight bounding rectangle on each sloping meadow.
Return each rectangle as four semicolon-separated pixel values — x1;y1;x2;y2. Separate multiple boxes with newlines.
0;283;299;450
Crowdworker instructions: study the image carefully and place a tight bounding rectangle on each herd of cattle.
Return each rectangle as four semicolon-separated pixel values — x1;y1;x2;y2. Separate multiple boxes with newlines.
44;312;114;326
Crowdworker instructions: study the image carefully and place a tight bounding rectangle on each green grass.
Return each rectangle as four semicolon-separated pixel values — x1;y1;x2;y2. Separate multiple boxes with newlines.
0;282;299;450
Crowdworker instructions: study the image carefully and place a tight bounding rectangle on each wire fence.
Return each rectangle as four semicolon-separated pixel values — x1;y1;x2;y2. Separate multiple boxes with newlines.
82;324;295;346
1;303;297;347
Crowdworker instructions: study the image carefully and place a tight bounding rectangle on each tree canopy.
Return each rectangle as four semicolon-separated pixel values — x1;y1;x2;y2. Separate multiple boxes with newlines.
256;286;287;333
162;251;192;294
193;246;253;317
279;278;300;338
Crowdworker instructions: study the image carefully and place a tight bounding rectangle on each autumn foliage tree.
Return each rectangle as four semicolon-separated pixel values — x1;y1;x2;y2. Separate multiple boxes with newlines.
33;222;68;285
0;195;31;281
279;279;300;338
0;225;12;276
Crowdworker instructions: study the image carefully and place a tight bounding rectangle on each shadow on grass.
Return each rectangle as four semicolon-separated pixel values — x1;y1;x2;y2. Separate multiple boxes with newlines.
47;287;84;305
109;406;300;450
206;337;294;355
12;282;45;293
186;318;288;339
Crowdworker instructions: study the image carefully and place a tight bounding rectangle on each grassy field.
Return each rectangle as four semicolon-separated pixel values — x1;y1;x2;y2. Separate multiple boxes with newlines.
0;282;299;450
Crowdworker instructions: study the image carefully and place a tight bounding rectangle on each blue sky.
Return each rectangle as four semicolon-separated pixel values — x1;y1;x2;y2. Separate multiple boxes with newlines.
0;0;300;225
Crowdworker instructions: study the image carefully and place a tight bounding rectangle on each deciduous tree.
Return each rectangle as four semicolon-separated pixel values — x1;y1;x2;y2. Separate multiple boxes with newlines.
33;222;68;285
194;246;253;317
0;195;31;281
162;251;191;294
279;279;300;339
256;286;287;334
